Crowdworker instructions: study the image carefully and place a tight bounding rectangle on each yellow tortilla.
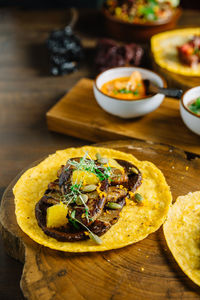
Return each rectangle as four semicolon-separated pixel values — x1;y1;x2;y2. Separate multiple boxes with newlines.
14;146;172;252
151;28;200;76
164;191;200;286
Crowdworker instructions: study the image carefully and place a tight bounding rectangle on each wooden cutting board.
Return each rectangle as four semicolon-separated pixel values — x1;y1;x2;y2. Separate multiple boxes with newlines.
0;140;200;300
46;78;200;155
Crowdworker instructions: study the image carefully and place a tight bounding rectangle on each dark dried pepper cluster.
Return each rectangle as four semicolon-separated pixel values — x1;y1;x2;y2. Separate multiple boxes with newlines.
47;26;84;76
95;38;144;72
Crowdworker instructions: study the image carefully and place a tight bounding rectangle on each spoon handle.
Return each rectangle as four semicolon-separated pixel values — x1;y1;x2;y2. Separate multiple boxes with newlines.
158;88;183;99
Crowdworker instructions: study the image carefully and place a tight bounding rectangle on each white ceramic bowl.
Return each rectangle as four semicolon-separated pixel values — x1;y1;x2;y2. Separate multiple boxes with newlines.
180;86;200;136
93;67;166;119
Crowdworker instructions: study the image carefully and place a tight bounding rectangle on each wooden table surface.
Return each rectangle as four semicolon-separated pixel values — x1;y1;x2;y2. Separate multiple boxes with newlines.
0;8;199;300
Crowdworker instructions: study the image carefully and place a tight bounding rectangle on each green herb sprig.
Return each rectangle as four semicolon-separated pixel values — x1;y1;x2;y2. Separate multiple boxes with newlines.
117;87;139;96
70;210;102;245
60;151;113;243
68;210;80;229
61;183;82;206
118;88;134;94
68;151;112;182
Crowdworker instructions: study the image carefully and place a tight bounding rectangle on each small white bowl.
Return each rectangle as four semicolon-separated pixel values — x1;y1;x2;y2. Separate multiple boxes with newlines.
93;67;166;119
180;86;200;136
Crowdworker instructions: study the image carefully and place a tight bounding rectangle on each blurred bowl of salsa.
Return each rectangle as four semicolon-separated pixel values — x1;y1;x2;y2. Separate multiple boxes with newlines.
102;0;182;42
180;86;200;135
93;66;166;118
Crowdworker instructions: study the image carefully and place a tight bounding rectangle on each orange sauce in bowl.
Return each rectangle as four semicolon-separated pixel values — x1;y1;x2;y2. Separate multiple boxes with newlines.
100;71;146;100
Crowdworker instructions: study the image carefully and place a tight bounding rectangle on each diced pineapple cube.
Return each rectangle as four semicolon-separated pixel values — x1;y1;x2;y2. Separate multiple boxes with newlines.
46;202;68;228
72;170;99;186
106;158;124;174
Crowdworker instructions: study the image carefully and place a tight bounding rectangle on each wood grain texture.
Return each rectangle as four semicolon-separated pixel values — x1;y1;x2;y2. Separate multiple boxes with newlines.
47;78;200;155
0;8;199;299
0;9;94;299
1;140;200;300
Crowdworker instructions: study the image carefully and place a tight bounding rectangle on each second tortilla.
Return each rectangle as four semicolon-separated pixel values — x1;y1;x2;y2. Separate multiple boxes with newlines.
164;191;200;286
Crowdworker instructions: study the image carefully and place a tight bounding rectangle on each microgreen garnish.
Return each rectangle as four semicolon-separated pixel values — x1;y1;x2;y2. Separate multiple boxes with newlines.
88;233;102;245
68;219;79;229
71;210;76;219
68;151;112;182
70;210;102;244
60;151;114;245
95;167;110;181
68;210;80;229
70;183;82;193
61;183;82;206
85;208;89;222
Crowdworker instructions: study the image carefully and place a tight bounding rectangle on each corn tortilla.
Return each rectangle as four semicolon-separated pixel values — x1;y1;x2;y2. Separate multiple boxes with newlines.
14;146;172;252
151;28;200;76
163;191;200;286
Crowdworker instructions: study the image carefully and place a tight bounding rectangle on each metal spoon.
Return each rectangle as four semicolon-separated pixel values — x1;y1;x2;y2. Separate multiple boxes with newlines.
144;79;183;99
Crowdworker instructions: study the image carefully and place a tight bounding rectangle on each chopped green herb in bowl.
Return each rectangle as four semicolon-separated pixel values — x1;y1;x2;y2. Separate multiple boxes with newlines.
188;97;200;115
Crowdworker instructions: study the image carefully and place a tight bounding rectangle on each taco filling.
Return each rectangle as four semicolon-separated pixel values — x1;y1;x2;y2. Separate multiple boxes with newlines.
177;35;200;67
35;152;142;244
14;146;172;252
151;28;200;76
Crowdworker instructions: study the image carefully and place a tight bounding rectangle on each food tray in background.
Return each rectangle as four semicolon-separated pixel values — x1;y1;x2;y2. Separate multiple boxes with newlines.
46;78;200;155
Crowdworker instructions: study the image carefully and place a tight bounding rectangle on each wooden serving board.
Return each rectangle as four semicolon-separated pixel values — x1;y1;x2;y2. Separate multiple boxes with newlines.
1;140;200;300
46;78;200;155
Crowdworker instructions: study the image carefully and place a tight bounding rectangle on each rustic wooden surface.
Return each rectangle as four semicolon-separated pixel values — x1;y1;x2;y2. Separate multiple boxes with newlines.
1;140;200;300
0;8;199;300
47;78;200;155
0;9;91;300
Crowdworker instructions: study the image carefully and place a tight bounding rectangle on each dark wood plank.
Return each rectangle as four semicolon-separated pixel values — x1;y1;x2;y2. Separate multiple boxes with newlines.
0;9;91;300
